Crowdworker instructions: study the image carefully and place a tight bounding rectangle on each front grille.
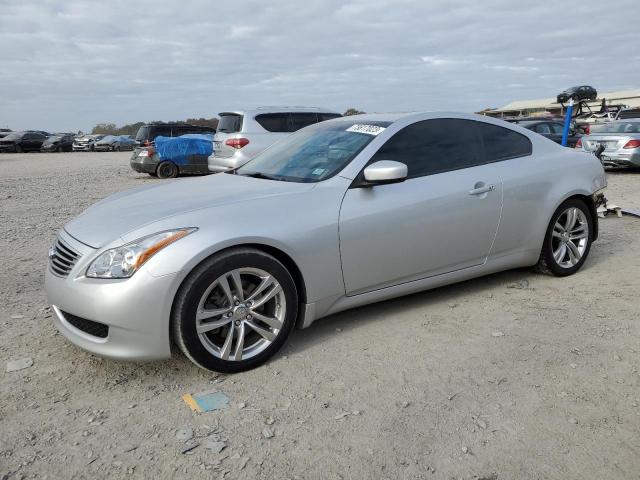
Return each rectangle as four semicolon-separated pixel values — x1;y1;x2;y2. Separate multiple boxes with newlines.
61;311;109;338
49;237;81;277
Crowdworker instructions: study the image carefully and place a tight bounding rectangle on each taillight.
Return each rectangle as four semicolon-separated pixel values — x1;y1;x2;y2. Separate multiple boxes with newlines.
575;138;582;148
584;124;590;135
623;139;640;149
147;146;155;156
225;138;249;149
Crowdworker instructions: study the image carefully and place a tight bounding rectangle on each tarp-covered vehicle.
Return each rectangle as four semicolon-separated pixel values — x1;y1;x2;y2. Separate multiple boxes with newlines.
130;134;214;178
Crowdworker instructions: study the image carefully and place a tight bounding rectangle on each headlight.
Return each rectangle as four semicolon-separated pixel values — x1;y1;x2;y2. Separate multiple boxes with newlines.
86;228;197;279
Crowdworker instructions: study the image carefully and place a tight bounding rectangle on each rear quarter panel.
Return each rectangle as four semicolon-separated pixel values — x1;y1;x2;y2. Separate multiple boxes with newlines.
491;136;605;265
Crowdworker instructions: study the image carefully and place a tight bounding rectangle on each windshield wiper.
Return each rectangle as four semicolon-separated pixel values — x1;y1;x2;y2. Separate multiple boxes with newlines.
237;171;285;181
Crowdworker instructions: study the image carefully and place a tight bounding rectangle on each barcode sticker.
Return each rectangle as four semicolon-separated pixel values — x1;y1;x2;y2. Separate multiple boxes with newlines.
346;124;386;136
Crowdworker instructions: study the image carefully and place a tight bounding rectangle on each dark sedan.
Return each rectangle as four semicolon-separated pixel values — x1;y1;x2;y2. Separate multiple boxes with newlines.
510;120;582;148
41;134;75;152
0;131;48;153
557;86;597;104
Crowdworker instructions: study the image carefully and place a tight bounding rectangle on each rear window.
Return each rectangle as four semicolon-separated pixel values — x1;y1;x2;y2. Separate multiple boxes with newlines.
255;113;290;132
217;114;243;133
596;122;640;134
135;126;150;142
618;109;640;119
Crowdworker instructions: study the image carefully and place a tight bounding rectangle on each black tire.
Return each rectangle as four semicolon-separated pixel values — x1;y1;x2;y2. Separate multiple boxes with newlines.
172;248;298;373
156;161;178;179
115;146;121;152
535;198;593;277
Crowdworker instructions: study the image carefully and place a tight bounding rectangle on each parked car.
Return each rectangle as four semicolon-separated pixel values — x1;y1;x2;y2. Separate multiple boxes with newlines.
576;119;640;168
557;86;597;104
45;112;606;372
72;135;104;152
208;107;342;172
616;108;640;120
134;123;215;147
511;119;581;147
41;133;75;152
132;123;216;163
0;131;48;153
0;128;12;139
130;134;214;178
94;135;136;152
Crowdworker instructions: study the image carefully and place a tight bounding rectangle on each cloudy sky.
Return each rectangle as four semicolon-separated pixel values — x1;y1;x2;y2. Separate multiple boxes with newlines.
1;0;638;132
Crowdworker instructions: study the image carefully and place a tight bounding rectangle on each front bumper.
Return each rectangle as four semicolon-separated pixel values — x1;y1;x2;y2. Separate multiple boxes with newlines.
72;145;92;151
0;144;17;152
45;231;177;361
41;145;61;152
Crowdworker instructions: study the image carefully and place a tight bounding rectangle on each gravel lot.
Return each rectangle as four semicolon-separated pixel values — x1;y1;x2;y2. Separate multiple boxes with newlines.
1;151;639;480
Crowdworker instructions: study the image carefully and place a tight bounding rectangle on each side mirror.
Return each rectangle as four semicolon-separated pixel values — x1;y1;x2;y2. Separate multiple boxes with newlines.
363;160;408;186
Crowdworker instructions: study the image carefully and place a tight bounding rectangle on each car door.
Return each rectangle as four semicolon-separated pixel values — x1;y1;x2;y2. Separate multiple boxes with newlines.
338;118;503;296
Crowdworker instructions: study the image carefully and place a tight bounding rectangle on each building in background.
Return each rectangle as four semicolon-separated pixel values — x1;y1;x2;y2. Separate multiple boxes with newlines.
480;89;640;119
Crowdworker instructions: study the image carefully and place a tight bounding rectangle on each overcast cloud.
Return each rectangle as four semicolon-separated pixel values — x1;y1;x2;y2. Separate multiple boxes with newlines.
1;0;638;132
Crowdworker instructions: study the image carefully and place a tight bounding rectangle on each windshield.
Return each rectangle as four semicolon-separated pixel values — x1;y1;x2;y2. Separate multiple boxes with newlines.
235;120;389;183
593;122;640;134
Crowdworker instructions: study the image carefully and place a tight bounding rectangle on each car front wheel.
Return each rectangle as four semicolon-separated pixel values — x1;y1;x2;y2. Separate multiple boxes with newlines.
172;248;298;372
536;199;593;276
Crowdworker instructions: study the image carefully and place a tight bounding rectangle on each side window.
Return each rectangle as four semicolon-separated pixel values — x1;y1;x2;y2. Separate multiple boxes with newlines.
549;123;565;134
318;113;342;122
370;119;484;179
476;122;532;161
535;123;551;135
255;113;290;132
289;113;319;131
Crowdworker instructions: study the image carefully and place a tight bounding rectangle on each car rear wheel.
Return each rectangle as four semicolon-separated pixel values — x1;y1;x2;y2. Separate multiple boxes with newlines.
172;248;298;372
535;199;593;277
157;161;178;179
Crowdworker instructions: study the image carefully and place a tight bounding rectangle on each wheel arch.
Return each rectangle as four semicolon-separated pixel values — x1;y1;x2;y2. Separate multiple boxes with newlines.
559;193;599;241
168;242;308;344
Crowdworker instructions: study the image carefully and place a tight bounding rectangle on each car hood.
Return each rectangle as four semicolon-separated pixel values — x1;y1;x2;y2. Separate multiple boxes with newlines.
64;174;315;248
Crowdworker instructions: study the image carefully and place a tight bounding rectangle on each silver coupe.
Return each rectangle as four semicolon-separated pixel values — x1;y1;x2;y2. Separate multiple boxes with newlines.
45;112;607;372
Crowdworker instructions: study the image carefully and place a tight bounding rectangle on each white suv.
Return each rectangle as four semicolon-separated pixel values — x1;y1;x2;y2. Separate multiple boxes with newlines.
208;107;341;172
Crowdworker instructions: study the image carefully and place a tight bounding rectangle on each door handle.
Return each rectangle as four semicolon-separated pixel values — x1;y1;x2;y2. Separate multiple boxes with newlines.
468;184;496;196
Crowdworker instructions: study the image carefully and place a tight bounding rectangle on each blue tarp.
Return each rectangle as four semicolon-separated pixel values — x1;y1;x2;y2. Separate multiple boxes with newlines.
154;134;213;165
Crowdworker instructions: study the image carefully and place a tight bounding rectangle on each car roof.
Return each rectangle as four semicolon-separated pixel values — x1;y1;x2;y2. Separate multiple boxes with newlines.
220;106;340;116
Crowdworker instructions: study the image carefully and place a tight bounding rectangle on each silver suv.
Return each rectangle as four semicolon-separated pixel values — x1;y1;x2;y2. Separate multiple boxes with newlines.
208;107;341;172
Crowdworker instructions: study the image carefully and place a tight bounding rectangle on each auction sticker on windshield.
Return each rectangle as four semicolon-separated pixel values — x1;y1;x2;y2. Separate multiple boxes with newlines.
346;124;386;136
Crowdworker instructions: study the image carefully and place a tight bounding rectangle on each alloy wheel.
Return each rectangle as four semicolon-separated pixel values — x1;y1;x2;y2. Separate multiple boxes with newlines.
551;207;589;268
195;267;286;361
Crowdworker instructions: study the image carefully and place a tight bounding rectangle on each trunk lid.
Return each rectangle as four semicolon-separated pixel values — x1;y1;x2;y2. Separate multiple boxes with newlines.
583;135;630;152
